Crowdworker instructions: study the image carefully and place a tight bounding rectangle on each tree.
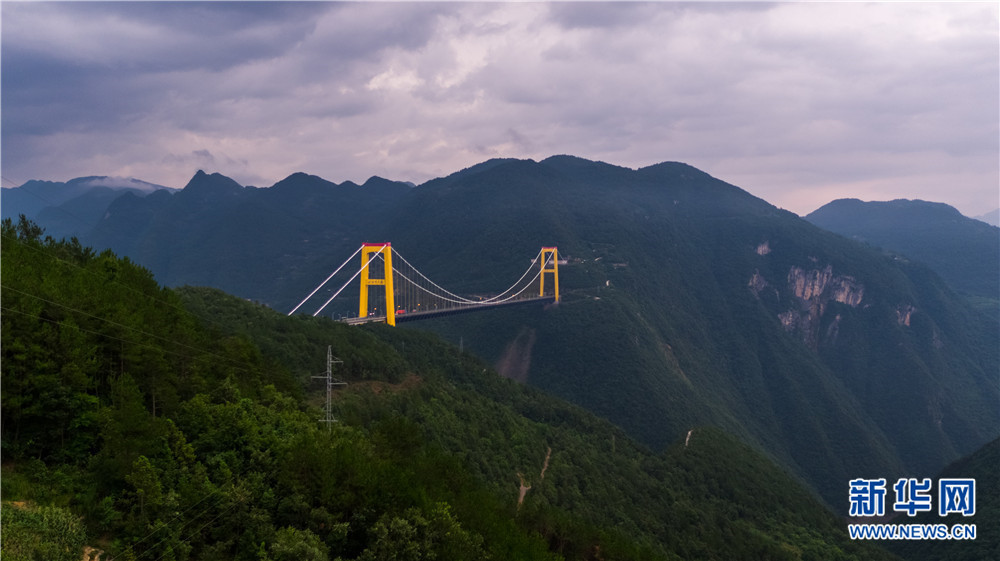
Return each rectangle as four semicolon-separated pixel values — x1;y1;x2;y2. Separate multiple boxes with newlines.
268;527;329;561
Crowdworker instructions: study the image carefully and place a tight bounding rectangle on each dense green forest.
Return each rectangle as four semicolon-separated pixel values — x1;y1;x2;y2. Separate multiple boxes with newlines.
1;218;908;560
888;438;999;561
9;157;997;516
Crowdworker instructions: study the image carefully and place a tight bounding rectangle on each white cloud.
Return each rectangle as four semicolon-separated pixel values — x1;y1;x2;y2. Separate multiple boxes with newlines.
367;67;425;92
81;176;167;192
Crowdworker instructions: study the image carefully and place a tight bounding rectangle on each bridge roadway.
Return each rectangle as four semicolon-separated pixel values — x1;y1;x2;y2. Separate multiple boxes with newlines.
341;296;556;325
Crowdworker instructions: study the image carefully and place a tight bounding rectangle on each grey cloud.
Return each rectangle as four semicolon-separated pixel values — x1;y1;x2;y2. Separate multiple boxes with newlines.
308;3;452;61
192;149;215;164
546;1;769;30
546;2;667;30
1;1;323;141
160;149;261;185
1;2;995;216
3;1;325;72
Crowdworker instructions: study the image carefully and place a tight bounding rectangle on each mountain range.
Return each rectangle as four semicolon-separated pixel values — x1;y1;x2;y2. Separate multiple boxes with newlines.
806;198;999;306
5;156;998;513
3;225;909;560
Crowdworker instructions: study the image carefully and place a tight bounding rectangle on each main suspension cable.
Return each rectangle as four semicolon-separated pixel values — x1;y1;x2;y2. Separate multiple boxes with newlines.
313;244;388;317
391;250;479;303
392;248;543;305
477;248;545;303
288;245;363;315
392;251;551;307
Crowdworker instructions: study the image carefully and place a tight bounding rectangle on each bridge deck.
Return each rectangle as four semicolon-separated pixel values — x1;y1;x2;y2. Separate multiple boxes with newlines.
342;296;556;325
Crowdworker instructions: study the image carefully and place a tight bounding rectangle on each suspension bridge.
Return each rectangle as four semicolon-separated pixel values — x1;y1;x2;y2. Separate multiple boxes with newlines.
289;244;560;325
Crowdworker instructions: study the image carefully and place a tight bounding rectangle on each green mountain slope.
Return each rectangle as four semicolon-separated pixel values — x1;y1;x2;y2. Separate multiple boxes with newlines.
13;157;999;515
382;156;999;510
806;198;1000;305
888;438;998;561
1;220;899;560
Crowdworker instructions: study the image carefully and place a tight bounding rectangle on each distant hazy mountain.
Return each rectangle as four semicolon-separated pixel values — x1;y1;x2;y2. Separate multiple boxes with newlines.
16;158;999;514
806;198;999;302
1;176;173;241
974;208;1000;227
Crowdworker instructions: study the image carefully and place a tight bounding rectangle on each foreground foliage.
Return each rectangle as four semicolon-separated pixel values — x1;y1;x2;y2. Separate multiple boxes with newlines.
0;502;86;561
2;219;901;560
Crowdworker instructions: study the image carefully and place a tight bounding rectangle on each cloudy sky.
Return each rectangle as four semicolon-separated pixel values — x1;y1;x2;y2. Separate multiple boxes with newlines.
2;1;997;216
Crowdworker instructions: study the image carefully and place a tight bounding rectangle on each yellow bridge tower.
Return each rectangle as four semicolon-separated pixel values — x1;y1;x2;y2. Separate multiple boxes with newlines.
540;246;559;302
358;243;396;326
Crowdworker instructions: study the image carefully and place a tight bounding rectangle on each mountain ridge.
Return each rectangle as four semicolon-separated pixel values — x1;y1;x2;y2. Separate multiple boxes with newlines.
806;198;1000;302
10;156;998;514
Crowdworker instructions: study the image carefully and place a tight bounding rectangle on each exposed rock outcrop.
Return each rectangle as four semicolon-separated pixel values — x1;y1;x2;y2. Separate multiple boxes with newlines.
779;265;864;348
748;269;769;296
896;304;916;326
787;265;864;306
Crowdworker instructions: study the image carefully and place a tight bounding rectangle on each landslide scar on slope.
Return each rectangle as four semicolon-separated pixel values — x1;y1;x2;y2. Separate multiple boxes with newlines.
495;327;537;383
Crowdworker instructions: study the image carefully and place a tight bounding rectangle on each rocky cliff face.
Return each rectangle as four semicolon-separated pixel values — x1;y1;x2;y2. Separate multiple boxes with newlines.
752;264;865;349
896;304;916;326
787;265;864;306
747;269;773;298
783;265;864;348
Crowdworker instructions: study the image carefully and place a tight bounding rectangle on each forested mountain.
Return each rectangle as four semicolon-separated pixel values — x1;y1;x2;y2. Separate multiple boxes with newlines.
383;157;998;511
806;198;1000;305
2;220;905;560
8;156;999;516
